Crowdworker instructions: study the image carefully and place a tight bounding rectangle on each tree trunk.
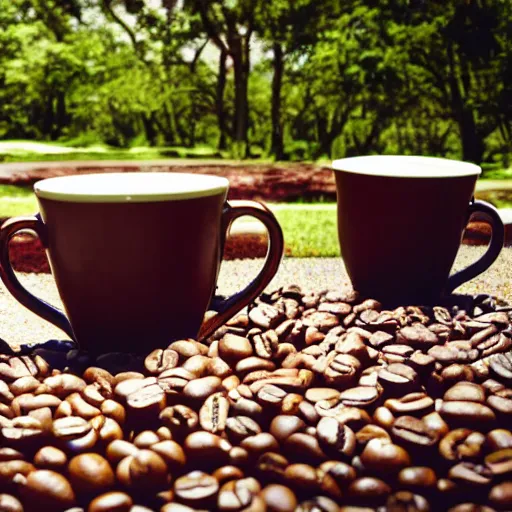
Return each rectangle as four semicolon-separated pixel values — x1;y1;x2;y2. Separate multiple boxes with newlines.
216;48;228;151
142;113;158;146
43;94;55;141
230;34;250;158
446;42;485;164
459;111;485;164
271;43;285;160
53;91;67;140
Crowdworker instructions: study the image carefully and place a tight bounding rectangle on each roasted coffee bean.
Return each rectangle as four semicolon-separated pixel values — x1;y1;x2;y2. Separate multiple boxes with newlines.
159;405;198;438
184;431;232;463
316;417;356;458
1;416;45;451
149;440;187;472
385;392;435;417
319;460;357;488
296;495;340;512
0;448;24;462
422;411;450;439
168;340;208;359
429;344;479;365
487;394;512;418
256;384;287;408
33;446;67;471
199;392;229;434
355;425;391;447
485;449;512;476
282;432;327;464
440;401;496;429
391;416;439;449
68;453;115;495
360;438;411;474
106;440;139;465
305;388;341;404
100;399;126;425
488;481;512;510
439;429;486;462
43;374;86;398
448;462;493;486
381;344;414;365
398;466;437;490
372;406;395;430
218;334;253;364
347;477;391;505
144;349;179;375
283;463;341;498
11;393;61;415
260;484;297;511
116;450;169;491
0;460;35;488
52;416;98;454
323;354;361;387
217;478;262;511
9;376;40;397
487;429;512;451
235;357;276;377
18;470;76;510
241;433;280;459
88;491;133;512
0;494;23;512
226;416;262;443
377;363;419;395
249;304;284;330
157;368;194;394
228;390;263;418
66;392;101;419
256;452;289;483
444;382;486;403
489;353;512;383
338;386;380;408
407;351;436;376
386;491;430;511
183;376;223;401
132;430;160;448
397;323;439;348
174;471;219;508
268;414;303;441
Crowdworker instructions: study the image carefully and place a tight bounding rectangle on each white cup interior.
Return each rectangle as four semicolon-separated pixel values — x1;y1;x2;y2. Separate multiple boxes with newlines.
332;156;481;178
34;172;229;203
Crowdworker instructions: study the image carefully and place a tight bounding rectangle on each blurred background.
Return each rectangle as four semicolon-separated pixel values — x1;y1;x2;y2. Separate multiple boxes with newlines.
0;0;510;169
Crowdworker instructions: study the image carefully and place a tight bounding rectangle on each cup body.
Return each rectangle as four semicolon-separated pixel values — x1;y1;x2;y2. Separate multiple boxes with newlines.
34;172;228;353
333;156;481;305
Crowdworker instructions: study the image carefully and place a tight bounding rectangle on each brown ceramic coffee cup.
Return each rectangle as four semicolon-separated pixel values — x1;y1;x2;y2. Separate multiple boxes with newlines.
333;156;504;305
0;172;284;353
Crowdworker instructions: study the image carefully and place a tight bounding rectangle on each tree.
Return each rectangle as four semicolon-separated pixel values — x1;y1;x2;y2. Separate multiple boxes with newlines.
254;0;340;160
190;0;257;158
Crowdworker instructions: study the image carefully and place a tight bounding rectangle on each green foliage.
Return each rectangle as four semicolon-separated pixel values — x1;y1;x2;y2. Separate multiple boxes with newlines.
0;0;510;164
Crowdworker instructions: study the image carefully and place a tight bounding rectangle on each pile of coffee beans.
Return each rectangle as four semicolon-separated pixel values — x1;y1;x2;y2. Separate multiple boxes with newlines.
0;286;511;511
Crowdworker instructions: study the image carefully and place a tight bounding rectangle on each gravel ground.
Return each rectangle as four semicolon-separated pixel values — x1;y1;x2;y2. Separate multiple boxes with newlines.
1;246;511;347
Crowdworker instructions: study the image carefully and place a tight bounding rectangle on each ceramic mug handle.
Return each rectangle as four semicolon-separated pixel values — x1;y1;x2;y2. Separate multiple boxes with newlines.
197;200;284;341
446;199;504;293
0;214;76;340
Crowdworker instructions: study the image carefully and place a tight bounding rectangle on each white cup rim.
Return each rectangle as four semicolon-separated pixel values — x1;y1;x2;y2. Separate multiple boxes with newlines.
332;155;481;178
34;172;229;203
